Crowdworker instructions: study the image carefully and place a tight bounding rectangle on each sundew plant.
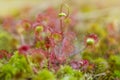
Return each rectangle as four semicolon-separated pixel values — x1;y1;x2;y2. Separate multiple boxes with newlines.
0;0;120;80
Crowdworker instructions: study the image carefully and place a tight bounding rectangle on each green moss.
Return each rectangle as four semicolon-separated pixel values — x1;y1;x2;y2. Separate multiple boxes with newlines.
114;70;120;78
109;55;120;66
94;58;109;74
34;69;55;80
0;51;32;80
57;65;83;80
0;28;17;52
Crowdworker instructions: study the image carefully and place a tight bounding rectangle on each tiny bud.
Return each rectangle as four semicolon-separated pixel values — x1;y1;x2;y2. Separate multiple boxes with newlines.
86;38;95;45
58;12;67;17
85;34;98;46
35;26;44;33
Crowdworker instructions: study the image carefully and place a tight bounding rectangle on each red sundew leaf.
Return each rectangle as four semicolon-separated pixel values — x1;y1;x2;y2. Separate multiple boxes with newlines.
70;61;80;69
70;60;89;70
51;32;62;42
79;60;89;71
29;48;48;58
21;19;32;31
44;37;55;49
18;45;30;54
0;50;11;59
78;60;89;66
29;49;47;68
30;49;47;64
